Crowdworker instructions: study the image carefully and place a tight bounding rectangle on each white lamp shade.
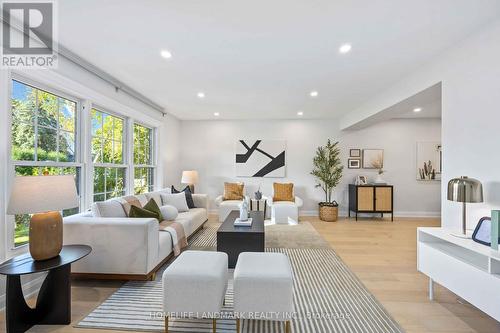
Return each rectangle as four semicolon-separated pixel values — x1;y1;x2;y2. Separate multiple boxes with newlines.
7;175;79;214
181;170;199;184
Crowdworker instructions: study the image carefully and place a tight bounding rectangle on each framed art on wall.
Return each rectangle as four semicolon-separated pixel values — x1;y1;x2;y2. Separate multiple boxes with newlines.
235;140;286;177
416;142;442;181
348;159;361;169
350;149;361;158
362;149;384;169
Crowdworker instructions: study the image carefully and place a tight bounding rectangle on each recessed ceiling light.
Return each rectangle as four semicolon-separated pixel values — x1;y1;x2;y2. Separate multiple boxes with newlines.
339;43;352;54
197;92;205;98
413;107;422;112
160;50;172;59
309;91;318;98
213;112;220;116
297;111;304;116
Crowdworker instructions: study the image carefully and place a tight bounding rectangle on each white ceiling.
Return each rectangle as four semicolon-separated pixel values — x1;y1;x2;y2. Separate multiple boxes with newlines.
58;0;500;120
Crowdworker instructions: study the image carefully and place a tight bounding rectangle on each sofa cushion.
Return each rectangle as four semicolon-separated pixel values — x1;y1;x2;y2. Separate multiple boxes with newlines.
91;199;127;218
145;191;163;207
161;193;189;212
160;205;179;221
176;208;208;236
273;183;295;202
171;186;195;209
129;205;160;220
224;182;244;200
143;198;164;221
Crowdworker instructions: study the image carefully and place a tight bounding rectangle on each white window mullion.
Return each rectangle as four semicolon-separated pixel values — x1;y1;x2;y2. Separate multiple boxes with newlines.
82;99;92;211
126;118;134;195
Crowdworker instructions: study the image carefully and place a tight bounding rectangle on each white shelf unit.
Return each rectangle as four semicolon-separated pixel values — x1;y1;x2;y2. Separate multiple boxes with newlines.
417;227;500;322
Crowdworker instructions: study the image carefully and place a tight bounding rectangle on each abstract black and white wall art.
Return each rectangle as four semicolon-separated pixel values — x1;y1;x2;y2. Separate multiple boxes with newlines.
236;140;286;177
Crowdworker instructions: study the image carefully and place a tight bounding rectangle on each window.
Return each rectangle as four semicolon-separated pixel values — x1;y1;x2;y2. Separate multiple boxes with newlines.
10;79;80;247
91;109;126;201
133;123;155;194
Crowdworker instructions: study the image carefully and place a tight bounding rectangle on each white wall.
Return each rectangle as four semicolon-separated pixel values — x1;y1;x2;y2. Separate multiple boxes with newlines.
179;118;441;216
340;19;500;231
159;114;182;188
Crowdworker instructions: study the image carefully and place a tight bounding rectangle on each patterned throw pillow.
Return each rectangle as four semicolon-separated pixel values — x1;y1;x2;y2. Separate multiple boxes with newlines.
223;182;244;200
171;185;195;209
273;183;295;202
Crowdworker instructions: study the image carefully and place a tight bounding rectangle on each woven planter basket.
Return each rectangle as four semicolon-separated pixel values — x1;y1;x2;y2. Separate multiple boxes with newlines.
319;205;338;222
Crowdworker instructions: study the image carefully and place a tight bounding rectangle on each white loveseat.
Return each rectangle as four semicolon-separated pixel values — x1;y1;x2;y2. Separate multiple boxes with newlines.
63;188;208;280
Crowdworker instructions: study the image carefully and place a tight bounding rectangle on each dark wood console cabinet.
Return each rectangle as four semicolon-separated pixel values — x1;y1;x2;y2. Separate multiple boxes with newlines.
348;184;394;221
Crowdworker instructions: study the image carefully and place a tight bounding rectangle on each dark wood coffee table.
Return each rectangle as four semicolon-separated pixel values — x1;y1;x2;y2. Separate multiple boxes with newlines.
0;245;91;333
217;210;265;268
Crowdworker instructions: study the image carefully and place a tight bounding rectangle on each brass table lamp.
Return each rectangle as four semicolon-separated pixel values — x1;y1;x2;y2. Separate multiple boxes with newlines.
7;175;79;261
447;176;483;238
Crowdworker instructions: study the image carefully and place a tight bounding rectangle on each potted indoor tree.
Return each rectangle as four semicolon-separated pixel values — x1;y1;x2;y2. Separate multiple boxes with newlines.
311;140;343;222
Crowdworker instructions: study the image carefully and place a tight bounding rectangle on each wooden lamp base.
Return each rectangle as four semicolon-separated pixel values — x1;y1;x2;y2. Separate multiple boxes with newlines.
29;211;63;261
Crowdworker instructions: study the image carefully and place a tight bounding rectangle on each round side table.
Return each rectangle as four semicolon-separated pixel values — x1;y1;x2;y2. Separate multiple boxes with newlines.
0;245;92;333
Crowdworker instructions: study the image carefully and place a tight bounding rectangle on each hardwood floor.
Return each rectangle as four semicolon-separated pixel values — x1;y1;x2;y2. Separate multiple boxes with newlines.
0;215;499;333
309;216;500;333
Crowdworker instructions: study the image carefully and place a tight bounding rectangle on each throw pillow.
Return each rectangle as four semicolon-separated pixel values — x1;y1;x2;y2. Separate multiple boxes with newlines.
273;182;295;202
143;198;164;221
223;182;244;200
160;205;179;221
161;192;190;212
91;199;127;218
129;205;160;221
171;185;195;209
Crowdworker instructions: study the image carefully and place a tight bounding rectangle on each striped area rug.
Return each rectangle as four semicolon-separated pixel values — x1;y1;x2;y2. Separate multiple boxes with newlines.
77;247;404;333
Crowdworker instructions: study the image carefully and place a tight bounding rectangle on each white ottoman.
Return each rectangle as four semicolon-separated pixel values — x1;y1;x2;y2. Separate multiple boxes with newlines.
162;250;228;333
234;252;294;333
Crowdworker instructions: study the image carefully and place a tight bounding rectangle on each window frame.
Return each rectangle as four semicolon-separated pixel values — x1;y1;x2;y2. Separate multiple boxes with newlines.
133;121;156;194
8;74;84;250
90;106;129;202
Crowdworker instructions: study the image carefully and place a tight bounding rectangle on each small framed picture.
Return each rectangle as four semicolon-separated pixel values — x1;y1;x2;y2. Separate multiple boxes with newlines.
350;149;361;158
348;159;361;169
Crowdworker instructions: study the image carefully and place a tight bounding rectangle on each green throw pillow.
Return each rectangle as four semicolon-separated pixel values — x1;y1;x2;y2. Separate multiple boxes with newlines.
143;198;164;221
129;205;160;221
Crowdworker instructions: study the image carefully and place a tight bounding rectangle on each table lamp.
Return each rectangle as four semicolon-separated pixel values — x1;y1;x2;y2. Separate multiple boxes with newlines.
181;170;199;193
7;175;79;261
447;176;483;238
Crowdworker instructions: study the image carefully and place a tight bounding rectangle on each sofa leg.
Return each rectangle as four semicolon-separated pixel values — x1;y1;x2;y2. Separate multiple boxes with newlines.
236;318;240;333
165;316;168;333
212;318;216;333
285;320;291;333
150;272;156;281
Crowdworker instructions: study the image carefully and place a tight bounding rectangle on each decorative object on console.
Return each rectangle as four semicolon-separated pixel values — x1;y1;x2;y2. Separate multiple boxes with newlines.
355;175;367;185
362;149;384;169
171;185;195;208
416;142;442;181
471;217;500;246
349;148;361;157
7;175;78;261
348;159;361;169
447;176;483;238
254;185;262;200
311;140;343;222
181;170;199;193
239;197;249;221
236;140;286;177
491;210;500;250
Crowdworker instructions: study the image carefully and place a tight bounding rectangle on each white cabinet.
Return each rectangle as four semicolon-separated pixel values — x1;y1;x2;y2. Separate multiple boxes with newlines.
417;227;500;322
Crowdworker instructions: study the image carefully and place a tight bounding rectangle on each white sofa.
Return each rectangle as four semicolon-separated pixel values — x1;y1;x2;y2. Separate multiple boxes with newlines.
214;194;247;222
63;189;208;280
